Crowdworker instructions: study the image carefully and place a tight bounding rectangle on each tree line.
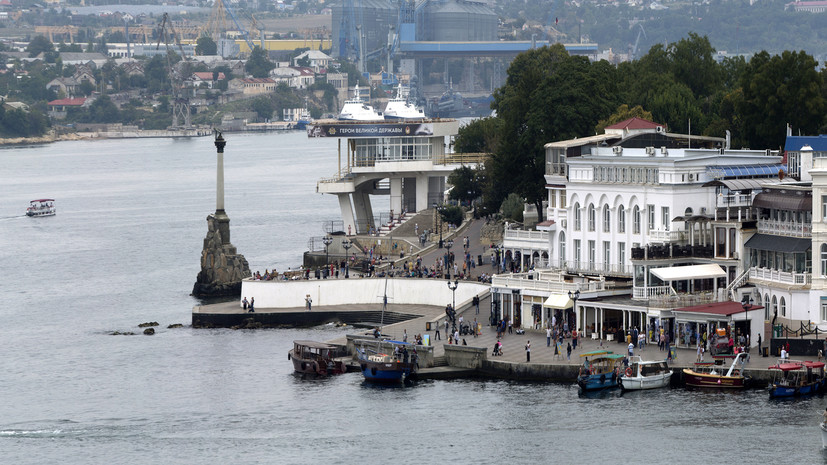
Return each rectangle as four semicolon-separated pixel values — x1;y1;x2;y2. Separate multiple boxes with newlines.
453;34;827;222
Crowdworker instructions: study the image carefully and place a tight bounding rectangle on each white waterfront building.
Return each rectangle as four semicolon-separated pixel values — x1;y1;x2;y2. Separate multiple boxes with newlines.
493;118;782;345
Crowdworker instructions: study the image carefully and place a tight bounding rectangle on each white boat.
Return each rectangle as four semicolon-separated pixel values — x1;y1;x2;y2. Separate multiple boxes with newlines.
384;84;425;120
26;199;56;217
338;84;383;121
618;356;673;390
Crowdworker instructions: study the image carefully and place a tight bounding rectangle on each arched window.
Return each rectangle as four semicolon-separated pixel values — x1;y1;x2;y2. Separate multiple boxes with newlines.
633;206;641;234
821;244;827;276
764;294;770;320
588;204;596;231
618;205;626;233
558;232;566;268
602;205;611;232
574;203;581;231
772;296;778;318
780;297;786;318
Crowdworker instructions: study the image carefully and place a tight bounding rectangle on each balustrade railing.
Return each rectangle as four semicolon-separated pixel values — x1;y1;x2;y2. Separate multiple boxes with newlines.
757;220;811;237
749;267;811;285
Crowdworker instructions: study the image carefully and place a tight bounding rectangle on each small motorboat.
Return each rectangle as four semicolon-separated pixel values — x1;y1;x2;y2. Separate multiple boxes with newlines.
682;352;750;389
577;350;625;391
26;199;55;217
288;340;348;376
768;360;825;398
618;356;673;391
355;340;418;383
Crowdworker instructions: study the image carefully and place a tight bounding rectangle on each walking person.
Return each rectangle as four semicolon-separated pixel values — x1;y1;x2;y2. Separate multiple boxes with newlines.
525;340;531;362
454;329;460;346
757;332;761;355
696;341;704;363
249;297;254;313
547;327;552;347
567;342;572;361
473;295;480;314
434;321;441;340
242;297;248;312
305;295;312;311
403;329;408;343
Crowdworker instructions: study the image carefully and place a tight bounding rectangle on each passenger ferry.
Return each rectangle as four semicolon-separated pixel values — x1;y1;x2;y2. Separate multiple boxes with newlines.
26;199;56;217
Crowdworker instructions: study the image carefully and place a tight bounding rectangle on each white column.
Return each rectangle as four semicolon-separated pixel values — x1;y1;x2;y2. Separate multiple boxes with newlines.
338;194;356;236
390;177;403;217
416;175;429;212
215;133;226;214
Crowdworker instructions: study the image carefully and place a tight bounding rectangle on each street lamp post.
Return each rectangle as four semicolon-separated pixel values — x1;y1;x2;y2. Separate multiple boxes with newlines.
445;239;454;279
322;235;333;279
447;278;459;314
435;203;444;248
341;239;352;278
568;289;580;332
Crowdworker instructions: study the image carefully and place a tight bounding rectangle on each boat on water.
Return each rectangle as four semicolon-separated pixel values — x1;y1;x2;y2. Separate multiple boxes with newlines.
338;84;383;121
383;84;425;120
577;350;625;391
682;352;750;388
288;340;348;376
294;98;313;130
768;360;825;398
26;199;55;217
355;340;418;382
618;356;673;391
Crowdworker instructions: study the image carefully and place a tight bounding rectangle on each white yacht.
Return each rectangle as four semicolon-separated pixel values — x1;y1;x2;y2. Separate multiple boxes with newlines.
383;84;425;120
338;84;383;121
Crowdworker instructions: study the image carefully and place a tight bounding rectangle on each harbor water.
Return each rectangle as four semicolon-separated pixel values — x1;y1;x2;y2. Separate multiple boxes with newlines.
1;132;826;464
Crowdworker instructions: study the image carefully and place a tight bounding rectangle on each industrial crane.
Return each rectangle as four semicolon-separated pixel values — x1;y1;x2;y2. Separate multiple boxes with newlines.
156;13;192;128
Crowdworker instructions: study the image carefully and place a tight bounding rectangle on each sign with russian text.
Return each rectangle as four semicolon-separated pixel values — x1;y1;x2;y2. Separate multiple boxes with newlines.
307;122;433;138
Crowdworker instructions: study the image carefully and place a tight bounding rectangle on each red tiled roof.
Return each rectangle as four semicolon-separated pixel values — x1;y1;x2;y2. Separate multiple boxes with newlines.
47;97;87;106
674;301;763;316
605;116;664;130
193;71;225;80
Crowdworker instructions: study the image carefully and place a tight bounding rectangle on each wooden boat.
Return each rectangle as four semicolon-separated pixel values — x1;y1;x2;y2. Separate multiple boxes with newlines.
577;350;625;391
26;199;55;217
682;352;749;388
288;340;348;376
355;340;417;382
768;360;825;398
618;356;673;391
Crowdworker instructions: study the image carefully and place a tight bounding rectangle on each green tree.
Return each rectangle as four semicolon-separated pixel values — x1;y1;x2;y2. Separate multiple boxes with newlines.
447;166;483;204
26;35;54;58
454;117;501;153
245;46;274;78
86;94;120;122
500;193;524;222
251;96;275;121
195;36;217;56
488;44;618;221
738;50;825;149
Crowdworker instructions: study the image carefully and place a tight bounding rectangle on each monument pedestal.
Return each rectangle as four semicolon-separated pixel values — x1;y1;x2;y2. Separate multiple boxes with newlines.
192;213;250;298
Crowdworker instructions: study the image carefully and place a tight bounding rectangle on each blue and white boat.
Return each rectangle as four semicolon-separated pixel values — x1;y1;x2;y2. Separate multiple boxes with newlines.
355;340;417;382
383;84;425;120
577;350;625;391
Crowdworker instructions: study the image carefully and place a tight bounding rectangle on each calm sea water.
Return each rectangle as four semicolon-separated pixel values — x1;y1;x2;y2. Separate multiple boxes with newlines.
1;132;826;464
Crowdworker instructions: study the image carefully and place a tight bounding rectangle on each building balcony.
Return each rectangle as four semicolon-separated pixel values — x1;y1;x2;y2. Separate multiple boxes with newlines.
748;266;811;286
631;244;714;261
558;260;633;277
716;193;754;209
491;273;605;293
647;229;686;243
503;229;549;250
632;285;674;300
757;219;811;238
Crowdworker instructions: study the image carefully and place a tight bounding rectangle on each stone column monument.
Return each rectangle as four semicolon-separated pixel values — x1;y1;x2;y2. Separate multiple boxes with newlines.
192;130;251;297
